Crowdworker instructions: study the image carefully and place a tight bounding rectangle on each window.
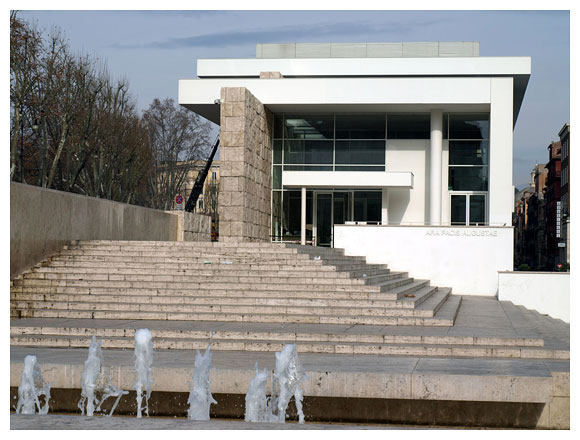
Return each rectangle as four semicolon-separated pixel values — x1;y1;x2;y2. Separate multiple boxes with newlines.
335;114;385;139
284;115;333;140
272;113;386;172
450;194;486;226
354;191;382;222
448;115;489;192
448;114;489;139
387;113;430;139
448;166;488;192
448;113;489;225
335;140;385;168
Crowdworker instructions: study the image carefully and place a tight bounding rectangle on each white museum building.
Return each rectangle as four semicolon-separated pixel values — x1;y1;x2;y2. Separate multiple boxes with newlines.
179;42;531;296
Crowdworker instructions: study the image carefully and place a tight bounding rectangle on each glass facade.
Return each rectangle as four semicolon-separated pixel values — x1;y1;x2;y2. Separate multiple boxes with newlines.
273;113;387;172
271;188;382;244
386;113;430;139
271;112;491;243
447;113;489;225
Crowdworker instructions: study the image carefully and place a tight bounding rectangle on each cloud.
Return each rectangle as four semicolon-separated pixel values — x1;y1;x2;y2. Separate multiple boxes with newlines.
111;18;448;50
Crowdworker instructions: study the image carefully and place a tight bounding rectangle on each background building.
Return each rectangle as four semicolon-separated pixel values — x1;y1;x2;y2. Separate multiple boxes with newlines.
559;123;570;265
545;141;562;269
513;124;570;271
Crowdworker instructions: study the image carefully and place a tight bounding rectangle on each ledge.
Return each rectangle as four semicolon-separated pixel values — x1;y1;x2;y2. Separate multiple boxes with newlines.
282;171;413;189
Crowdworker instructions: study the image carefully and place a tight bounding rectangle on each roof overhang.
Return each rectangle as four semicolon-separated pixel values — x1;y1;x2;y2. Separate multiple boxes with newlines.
181;56;530;125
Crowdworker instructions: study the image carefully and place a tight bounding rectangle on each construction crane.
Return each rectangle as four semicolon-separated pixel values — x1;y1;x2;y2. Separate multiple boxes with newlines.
185;136;220;213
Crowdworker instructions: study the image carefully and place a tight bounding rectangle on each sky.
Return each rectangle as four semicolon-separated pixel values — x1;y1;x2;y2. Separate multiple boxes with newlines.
17;9;571;189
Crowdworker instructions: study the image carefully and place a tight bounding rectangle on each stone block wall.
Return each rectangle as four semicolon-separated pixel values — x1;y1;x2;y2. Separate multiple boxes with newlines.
219;87;273;242
168;210;211;242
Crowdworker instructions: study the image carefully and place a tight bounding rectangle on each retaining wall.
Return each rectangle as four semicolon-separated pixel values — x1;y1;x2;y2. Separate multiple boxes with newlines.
11;182;210;277
498;271;570;323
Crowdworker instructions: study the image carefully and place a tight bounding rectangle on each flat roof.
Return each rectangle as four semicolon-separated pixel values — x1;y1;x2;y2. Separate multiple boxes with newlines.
256;42;481;58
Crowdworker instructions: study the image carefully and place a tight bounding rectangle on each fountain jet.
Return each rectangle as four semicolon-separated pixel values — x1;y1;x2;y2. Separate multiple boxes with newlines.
187;344;217;421
15;355;51;415
78;336;128;416
244;344;306;424
134;329;153;418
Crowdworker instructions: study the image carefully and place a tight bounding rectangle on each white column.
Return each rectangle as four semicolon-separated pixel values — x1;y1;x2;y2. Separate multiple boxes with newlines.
430;110;443;225
300;187;306;245
489;77;514;226
381;188;389;225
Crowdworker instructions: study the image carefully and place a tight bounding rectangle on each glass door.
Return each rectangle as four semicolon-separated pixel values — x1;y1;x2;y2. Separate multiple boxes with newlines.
450;193;487;225
314;192;333;247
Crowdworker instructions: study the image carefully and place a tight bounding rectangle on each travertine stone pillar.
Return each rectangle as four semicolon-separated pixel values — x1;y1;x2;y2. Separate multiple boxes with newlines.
219;87;273;242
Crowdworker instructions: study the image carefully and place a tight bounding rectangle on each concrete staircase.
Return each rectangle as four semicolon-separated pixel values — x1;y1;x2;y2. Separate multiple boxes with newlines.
11;240;459;326
9;240;568;360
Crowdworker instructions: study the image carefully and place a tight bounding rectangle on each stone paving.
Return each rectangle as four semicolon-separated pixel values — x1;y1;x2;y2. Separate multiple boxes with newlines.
9;414;394;430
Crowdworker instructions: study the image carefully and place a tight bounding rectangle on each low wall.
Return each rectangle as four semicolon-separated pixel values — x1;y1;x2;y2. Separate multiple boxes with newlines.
169;210;211;242
498;272;570;323
10;183;210;278
334;225;513;296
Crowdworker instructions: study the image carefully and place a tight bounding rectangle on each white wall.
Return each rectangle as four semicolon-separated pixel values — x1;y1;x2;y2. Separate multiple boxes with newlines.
489;77;514;226
498;272;570;323
383;139;449;225
197;56;531;78
180;77;493;108
282;170;413;188
334;225;513;296
386;140;428;224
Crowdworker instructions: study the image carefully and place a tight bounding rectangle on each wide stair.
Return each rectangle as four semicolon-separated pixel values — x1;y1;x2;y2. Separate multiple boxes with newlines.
10;240;567;360
11;240;459;326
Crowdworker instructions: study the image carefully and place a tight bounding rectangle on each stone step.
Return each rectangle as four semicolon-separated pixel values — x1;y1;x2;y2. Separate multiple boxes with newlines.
72;240;296;248
414;288;451;318
315;258;369;267
14;282;386;299
10;307;456;326
9;319;545;347
11;285;400;300
10;291;424;309
286;243;345;253
398;284;438;306
431;293;462;324
47;254;322;264
30;265;349;278
10;297;441;318
377;276;417;293
19;271;379;286
362;271;408;285
65;242;302;252
345;267;392;278
11;278;386;293
41;259;332;271
57;250;312;260
380;279;431;299
9;333;567;359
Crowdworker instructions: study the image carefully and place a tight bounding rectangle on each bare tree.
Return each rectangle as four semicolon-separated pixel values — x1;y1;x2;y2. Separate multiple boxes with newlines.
143;98;212;210
10;11;42;182
10;14;155;207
